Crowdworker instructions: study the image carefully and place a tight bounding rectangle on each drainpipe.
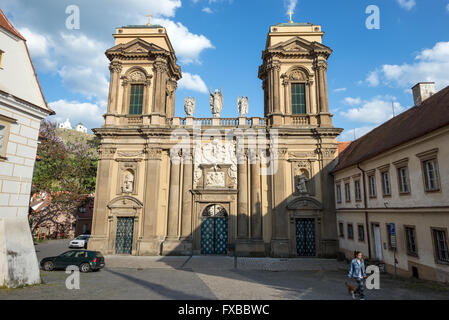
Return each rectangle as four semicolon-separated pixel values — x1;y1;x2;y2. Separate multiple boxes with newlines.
357;164;372;260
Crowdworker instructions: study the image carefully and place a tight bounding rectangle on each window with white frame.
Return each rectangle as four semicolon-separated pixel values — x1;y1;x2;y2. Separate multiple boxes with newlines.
397;166;410;194
0;115;15;160
381;171;391;196
336;184;342;204
368;174;377;198
344;183;351;203
432;228;449;264
405;226;418;256
354;180;362;201
423;159;440;192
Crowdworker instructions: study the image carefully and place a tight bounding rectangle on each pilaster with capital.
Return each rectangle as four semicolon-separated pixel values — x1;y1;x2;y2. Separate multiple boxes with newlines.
249;149;262;240
237;150;249;239
142;147;162;242
181;152;193;239
108;62;122;114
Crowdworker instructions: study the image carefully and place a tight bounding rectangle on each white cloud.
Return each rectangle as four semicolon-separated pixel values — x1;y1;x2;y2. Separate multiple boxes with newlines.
343;97;362;106
340;97;404;124
4;0;213;105
366;71;380;87
153;18;214;64
340;126;376;141
333;88;347;93
49;100;106;130
178;72;208;93
397;0;416;10
202;7;213;14
367;42;449;90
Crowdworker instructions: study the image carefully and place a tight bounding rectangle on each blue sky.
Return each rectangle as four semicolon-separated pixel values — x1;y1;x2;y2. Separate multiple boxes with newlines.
3;0;449;140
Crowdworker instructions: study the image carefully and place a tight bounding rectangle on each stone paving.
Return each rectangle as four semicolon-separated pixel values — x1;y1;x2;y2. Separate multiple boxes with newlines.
0;240;448;300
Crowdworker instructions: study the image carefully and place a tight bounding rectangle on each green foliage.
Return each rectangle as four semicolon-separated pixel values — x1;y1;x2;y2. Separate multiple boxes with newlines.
32;121;99;199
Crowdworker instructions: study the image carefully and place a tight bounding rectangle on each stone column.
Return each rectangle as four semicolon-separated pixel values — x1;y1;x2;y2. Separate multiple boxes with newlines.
107;62;121;114
140;148;162;254
316;60;329;113
167;154;181;239
272;63;281;114
181;152;193;239
250;150;262;240
237;151;249;239
90;147;115;252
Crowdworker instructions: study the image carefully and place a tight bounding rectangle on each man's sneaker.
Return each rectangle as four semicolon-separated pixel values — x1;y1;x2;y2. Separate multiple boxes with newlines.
352;292;356;299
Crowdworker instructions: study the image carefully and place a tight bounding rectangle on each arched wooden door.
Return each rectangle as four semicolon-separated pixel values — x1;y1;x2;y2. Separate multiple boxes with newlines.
201;205;228;255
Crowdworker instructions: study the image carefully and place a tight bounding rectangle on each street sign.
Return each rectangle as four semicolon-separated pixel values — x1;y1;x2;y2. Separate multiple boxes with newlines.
390;223;396;235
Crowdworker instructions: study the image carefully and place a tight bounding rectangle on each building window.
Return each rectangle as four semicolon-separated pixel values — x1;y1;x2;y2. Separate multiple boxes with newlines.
422;159;440;192
397;167;410;194
129;84;144;115
368;174;377;198
339;223;345;238
405;226;418;257
381;171;391;196
347;224;354;240
358;225;365;242
336;184;342;204
0;115;15;160
291;83;306;114
344;183;351;203
354;180;362;201
0;50;4;68
432;228;449;264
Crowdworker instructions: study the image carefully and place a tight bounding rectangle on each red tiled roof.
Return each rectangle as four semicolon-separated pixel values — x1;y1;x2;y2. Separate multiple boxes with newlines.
334;85;449;173
0;8;25;40
338;141;352;155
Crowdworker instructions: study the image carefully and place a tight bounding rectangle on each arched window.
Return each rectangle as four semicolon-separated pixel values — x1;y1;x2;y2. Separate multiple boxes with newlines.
291;83;306;114
129;84;144;115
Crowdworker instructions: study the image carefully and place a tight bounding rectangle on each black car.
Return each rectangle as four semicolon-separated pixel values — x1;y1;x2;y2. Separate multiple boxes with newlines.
40;250;105;273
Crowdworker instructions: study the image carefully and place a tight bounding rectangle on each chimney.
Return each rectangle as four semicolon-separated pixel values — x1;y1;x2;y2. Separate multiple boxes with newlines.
412;82;435;106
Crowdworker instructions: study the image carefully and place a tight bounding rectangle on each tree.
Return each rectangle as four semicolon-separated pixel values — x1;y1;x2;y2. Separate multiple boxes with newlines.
30;120;99;237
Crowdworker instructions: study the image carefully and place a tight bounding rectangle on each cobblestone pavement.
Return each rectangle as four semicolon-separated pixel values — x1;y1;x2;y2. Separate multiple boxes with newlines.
0;240;448;300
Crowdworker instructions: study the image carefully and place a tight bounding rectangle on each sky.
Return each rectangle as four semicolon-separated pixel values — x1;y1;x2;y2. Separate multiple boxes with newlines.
2;0;449;141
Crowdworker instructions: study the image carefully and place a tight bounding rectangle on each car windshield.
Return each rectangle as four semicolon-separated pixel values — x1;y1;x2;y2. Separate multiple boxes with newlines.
75;236;88;240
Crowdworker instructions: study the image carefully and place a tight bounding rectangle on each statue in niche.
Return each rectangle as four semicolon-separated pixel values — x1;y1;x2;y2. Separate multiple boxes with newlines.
296;171;309;194
122;170;135;193
184;97;195;117
237;96;249;117
210;88;223;118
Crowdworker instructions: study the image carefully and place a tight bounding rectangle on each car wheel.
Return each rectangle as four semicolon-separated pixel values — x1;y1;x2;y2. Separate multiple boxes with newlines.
80;263;91;273
43;261;54;271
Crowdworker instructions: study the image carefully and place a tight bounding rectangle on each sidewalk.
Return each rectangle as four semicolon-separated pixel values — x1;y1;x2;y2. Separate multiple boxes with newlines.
104;255;347;272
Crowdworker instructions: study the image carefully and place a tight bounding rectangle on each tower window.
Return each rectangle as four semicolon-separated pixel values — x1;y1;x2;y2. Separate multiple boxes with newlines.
129;84;144;115
291;83;306;114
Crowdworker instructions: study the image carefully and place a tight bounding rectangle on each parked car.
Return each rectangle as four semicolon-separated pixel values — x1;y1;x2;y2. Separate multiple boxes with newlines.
69;235;90;249
40;250;105;273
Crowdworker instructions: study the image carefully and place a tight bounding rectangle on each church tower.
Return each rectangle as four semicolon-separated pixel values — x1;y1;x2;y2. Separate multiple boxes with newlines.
258;23;333;127
104;24;182;126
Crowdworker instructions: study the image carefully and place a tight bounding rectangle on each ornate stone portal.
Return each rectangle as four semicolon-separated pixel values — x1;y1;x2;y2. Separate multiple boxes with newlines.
89;21;342;258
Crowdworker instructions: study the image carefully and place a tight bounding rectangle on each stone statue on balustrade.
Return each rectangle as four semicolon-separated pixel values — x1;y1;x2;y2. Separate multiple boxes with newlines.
237;96;249;117
184;97;195;117
210;88;223;118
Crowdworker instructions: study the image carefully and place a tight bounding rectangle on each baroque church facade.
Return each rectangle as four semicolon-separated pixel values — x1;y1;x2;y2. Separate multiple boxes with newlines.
89;21;342;258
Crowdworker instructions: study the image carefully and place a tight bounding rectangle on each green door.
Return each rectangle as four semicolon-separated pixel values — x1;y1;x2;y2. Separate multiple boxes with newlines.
201;217;228;255
116;217;134;255
296;218;316;256
201;205;228;255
